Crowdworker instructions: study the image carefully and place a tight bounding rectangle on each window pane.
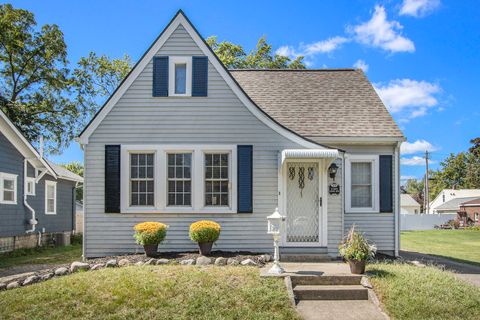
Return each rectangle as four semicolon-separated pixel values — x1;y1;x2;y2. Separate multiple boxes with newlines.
47;185;55;198
167;153;192;206
351;161;372;208
352;186;372;207
47;199;55;212
4;190;14;201
175;64;186;94
351;163;371;185
4;179;14;190
130;153;155;206
204;153;229;207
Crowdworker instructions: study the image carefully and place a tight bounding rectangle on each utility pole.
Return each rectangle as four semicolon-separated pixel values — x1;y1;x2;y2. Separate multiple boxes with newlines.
425;150;430;214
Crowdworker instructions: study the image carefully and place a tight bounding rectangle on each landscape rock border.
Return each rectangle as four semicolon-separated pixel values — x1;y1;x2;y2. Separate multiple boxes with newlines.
0;253;271;291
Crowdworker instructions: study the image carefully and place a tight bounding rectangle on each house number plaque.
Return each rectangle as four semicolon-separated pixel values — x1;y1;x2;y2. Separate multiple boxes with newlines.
329;183;340;195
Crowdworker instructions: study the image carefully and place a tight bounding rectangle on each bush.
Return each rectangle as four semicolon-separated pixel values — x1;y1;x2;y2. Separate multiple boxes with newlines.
447;219;460;229
71;233;83;245
133;222;168;245
465;225;480;231
339;225;376;261
189;220;221;243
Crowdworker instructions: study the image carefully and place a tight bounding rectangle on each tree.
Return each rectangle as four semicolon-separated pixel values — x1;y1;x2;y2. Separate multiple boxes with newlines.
206;35;306;69
0;4;80;153
465;137;480;188
72;52;132;119
61;161;83;201
404;178;425;212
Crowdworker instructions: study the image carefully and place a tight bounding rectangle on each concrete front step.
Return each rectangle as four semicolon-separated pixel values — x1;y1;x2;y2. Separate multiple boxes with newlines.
291;275;363;286
280;254;332;262
294;285;369;300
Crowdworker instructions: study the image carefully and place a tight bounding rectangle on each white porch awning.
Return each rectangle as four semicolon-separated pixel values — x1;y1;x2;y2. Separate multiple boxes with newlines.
281;149;340;165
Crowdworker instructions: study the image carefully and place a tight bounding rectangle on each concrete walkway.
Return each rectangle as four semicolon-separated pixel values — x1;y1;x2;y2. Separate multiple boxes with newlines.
260;262;389;320
400;250;480;287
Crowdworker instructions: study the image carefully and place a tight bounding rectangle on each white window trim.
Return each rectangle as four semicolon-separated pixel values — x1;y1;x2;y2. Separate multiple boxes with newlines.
45;180;57;215
0;172;18;205
120;145;237;214
26;177;36;196
168;56;192;97
345;154;380;213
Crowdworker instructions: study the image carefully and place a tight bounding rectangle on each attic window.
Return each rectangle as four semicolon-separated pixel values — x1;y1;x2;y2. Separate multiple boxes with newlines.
169;56;191;96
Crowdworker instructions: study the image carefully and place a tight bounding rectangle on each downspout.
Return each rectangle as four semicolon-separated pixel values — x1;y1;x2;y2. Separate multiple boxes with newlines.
394;142;401;257
24;159;38;234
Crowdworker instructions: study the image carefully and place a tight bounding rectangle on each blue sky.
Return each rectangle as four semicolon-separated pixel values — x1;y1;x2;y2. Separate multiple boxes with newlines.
10;0;480;182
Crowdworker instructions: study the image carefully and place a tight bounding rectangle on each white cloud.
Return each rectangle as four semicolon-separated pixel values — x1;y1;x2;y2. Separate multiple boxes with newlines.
275;37;349;62
374;79;441;118
351;5;415;53
401;175;419;181
401;156;435;166
353;59;369;72
401;139;438;154
400;0;441;17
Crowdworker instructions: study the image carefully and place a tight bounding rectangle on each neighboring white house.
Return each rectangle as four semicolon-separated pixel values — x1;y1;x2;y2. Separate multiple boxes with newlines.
434;196;479;215
400;194;421;214
77;10;405;259
429;189;480;214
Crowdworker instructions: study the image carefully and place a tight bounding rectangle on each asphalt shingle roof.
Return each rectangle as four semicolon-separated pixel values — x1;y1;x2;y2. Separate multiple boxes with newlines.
47;160;83;182
230;69;404;138
436;197;480;210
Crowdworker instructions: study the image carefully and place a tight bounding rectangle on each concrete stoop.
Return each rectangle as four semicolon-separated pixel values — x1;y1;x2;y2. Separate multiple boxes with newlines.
281;254;332;262
291;275;369;301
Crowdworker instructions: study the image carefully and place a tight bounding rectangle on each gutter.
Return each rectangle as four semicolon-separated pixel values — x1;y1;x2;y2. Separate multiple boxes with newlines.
24;159;38;233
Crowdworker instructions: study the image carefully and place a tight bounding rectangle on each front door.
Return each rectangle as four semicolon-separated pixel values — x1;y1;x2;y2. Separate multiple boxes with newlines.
284;161;321;245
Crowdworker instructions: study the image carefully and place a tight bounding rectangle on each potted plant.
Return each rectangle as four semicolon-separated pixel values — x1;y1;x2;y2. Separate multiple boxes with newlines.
339;225;376;274
133;222;168;257
189;220;221;256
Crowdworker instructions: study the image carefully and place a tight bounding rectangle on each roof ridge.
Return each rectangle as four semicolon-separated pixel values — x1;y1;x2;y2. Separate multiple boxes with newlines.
229;68;358;72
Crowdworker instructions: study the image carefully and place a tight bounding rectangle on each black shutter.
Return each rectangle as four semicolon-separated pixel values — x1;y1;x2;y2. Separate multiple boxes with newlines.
153;56;168;97
379;155;393;213
237;145;253;213
105;145;121;213
192;56;208;97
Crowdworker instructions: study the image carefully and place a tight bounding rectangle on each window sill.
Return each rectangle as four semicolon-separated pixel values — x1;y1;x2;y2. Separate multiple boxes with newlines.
0;201;17;205
120;207;236;214
45;212;57;215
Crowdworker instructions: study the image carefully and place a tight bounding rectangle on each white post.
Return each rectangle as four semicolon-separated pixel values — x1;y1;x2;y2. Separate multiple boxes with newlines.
268;233;284;274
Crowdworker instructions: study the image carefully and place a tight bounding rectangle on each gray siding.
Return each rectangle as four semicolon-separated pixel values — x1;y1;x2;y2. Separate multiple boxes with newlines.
341;145;396;252
84;25;318;257
0;131;27;236
0;131;76;236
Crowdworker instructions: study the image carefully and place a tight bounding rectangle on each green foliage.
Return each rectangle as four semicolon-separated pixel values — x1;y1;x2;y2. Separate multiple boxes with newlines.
72;52;132;119
189;220;221;243
61;161;83;200
206;35;306;69
71;233;83;245
465;225;480;231
133;222;168;246
339;225;376;261
0;4;81;153
404;178;425;211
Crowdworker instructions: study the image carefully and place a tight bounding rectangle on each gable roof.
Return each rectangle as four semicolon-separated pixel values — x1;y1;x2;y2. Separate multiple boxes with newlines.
230;69;404;140
459;197;480;206
436;197;480;211
401;194;420;207
0;106;83;183
77;10;324;149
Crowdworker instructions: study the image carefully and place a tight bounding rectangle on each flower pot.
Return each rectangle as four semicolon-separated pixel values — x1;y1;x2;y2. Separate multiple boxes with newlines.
143;244;158;257
348;259;366;274
198;242;213;256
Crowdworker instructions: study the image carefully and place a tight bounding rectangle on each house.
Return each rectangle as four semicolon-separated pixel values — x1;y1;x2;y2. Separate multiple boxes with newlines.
429;189;480;214
400;194;421;214
457;197;480;226
0;108;83;253
434;197;479;215
77;11;405;259
75;201;84;233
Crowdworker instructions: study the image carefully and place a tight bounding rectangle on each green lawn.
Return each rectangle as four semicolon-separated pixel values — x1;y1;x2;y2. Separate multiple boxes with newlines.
401;230;480;265
0;244;82;269
0;266;300;320
368;262;480;320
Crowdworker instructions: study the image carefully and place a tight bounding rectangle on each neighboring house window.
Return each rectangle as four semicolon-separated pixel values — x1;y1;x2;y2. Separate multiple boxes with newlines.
130;153;154;206
167;153;192;206
169;57;191;96
0;172;17;204
414;209;418;214
345;155;379;213
442;194;445;202
204;153;229;206
45;180;57;214
26;177;35;196
475;212;479;222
